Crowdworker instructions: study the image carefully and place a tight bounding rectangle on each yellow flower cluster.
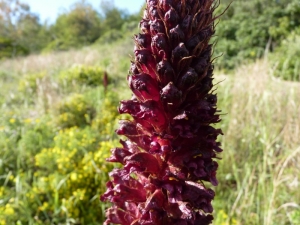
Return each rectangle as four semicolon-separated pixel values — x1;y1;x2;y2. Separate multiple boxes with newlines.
215;210;238;225
9;118;15;124
91;97;122;136
32;120;118;223
56;94;95;128
18;72;45;94
0;187;16;224
0;87;121;224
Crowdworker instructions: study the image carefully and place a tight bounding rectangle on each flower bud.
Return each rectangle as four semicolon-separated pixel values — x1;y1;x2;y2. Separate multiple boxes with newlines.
164;8;179;28
135;49;157;79
177;67;198;91
181;15;193;34
160;82;182;107
171;43;189;65
149;5;159;20
140;19;150;33
169;25;185;47
135;33;151;50
157;59;175;85
128;73;160;102
150;19;165;35
151;33;169;59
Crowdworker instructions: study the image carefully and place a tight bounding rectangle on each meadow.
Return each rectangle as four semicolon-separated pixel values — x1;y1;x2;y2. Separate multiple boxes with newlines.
0;35;299;225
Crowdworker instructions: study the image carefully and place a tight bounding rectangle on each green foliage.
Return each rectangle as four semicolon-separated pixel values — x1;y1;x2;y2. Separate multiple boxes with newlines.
96;29;124;44
290;209;300;224
90;91;123;138
0;0;49;56
46;1;102;51
100;6;127;33
214;0;300;71
18;72;45;95
0;34;300;225
214;210;237;225
0;53;124;224
56;94;96;129
32;127;116;224
58;65;106;87
0;89;120;224
0;37;28;59
270;30;300;81
95;21;139;45
14;14;48;53
0;0;142;56
213;62;300;225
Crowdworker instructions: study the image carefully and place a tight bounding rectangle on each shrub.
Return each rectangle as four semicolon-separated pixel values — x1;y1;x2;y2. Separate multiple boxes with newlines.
0;88;121;224
91;91;121;137
33;127;117;224
58;65;107;87
0;116;55;225
18;72;46;95
0;37;29;59
46;1;101;50
56;94;96;129
96;29;124;44
17;117;55;169
214;0;300;71
270;31;300;81
0;126;117;225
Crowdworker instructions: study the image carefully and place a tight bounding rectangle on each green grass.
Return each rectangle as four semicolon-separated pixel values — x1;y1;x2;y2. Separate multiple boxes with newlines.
214;60;300;225
0;37;299;224
0;39;133;224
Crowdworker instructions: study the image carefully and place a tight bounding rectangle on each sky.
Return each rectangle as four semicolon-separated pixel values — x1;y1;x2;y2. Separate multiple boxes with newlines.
24;0;145;23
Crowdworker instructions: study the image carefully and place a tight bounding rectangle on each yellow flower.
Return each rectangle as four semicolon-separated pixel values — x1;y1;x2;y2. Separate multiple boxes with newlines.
70;173;78;181
9;118;15;124
4;204;14;215
39;202;49;211
9;175;14;181
232;218;237;225
24;118;32;123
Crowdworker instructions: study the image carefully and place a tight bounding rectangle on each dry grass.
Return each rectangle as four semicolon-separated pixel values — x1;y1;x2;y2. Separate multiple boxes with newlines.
0;37;133;78
0;38;134;116
215;59;300;224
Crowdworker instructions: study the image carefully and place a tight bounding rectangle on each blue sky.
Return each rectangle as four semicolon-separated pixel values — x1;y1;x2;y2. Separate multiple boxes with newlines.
24;0;145;23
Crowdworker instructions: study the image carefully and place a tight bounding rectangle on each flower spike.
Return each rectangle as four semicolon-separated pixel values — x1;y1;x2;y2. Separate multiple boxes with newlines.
101;1;223;224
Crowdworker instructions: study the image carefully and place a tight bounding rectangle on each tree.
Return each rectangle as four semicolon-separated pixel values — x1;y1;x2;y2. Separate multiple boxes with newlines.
47;0;102;50
0;0;47;57
214;0;300;69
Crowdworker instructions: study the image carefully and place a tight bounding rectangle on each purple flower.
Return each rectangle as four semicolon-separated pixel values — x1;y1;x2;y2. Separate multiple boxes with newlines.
101;0;223;224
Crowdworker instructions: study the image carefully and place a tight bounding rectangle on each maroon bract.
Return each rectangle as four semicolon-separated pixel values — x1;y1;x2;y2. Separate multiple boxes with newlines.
101;0;223;224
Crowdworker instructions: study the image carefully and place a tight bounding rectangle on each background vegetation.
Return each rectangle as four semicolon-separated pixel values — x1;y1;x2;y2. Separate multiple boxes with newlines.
0;0;299;224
